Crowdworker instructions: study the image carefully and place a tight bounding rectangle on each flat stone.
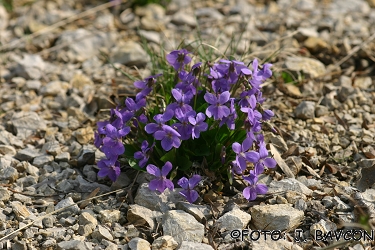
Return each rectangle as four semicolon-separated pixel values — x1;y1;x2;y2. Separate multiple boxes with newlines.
15;54;45;80
216;207;251;231
0;131;24;148
10;201;31;220
162;210;204;244
171;11;197;27
32;155;54;168
110;41;150;67
73;127;94;145
99;209;121;224
151;235;178;250
15;147;41;161
41;140;61;156
0;166;19;183
128;237;151;250
40;81;69;96
55;197;80;216
127;204;162;230
57;240;90;250
295;101;316;119
92;225;114;241
250;204;304;231
0;145;16;156
11;111;47;140
176;202;212;223
269;178;313;196
178;241;214;250
285;56;326;78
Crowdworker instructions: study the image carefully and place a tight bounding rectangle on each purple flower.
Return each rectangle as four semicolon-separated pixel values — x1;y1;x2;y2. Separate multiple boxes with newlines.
145;110;174;134
166;49;192;71
243;172;268;201
97;158;121;182
204;91;230;120
147;162;174;193
188;112;208;139
178;175;201;203
166;88;194;115
134;140;154;168
94;132;103;148
173;109;195;140
101;124;130;159
134;74;162;101
97;120;110;135
262;109;274;121
232;137;254;173
246;140;277;175
220;98;237;130
154;125;181;151
125;97;146;112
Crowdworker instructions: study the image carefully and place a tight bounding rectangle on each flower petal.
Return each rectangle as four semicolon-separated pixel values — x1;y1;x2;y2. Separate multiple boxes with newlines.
256;183;268;195
148;179;159;191
263;157;277;168
218;91;230;104
204;92;217;105
178;177;189;189
162;162;173;176
189;175;201;188
232;142;242;154
245;151;260;163
147;164;161;177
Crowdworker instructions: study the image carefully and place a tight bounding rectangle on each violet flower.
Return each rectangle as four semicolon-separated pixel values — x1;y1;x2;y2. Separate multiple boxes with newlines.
134;140;154;168
246;139;277;175
232;137;254;173
178;174;201;203
134;74;162;101
97;158;121;182
188;112;208;139
154;125;181;151
166;49;192;71
243;171;268;201
173;109;195;140
145;110;174;135
147;161;174;193
101;124;130;159
204;91;230;120
220;98;237;130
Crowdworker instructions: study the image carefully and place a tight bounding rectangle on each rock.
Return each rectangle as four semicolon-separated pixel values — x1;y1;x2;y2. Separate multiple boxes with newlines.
32;155;54;168
92;225;114;241
15;147;41;161
57;240;91;250
151;235;178;250
0;145;17;156
76;175;110;193
332;196;351;211
99;209;121;224
40;81;69;96
127;204;162;230
73;127;94;145
250;204;304;231
171;11;197;27
178;242;214;250
128;237;151;250
0;131;24;148
0;187;10;201
55;29;117;62
15;54;45;80
110;41;150;67
0;5;8;30
315;105;330;117
11;111;47;140
25;80;42;91
0;166;19;183
269;178;313;196
138;30;161;44
285;56;326;78
251;237;303;250
134;183;185;212
354;77;372;89
41;140;61;156
55;197;80;216
295;101;316;119
162;210;205;244
310;219;337;239
176;202;212;223
216;207;251;231
304;37;330;53
10;201;31;220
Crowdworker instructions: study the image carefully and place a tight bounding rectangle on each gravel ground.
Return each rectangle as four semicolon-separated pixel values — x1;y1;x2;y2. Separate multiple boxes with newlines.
1;0;375;249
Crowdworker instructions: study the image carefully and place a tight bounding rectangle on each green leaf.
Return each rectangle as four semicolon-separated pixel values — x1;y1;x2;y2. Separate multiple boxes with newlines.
160;150;176;164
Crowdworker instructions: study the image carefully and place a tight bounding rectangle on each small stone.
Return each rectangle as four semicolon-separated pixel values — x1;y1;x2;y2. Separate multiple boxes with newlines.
79;212;98;227
57;240;87;250
41;140;61;156
171;11;197;27
315;105;329;117
15;54;45;80
41;81;68;96
32;155;54;168
0;166;19;182
151;235;178;250
73;127;94;145
42;239;56;248
216;207;251;231
92;225;114;241
178;242;214;250
15;147;41;161
42;216;54;228
11;111;47;140
128;237;151;250
295;101;316;119
55;197;80;216
110;41;150;67
354;77;372;89
176;202;212;223
10;201;31;220
0;145;16;156
0;187;10;201
285;56;326;78
99;209;121;224
250;204;304;231
127;204;162;230
55;152;71;162
162;210;205;244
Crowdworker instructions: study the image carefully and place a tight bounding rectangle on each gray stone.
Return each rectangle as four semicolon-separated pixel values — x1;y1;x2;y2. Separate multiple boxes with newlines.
0;145;16;156
216;207;251;231
25;80;42;90
354;77;372;89
178;241;214;250
128;237;151;250
251;236;303;250
127;204;162;230
195;8;224;20
162;210;205;244
176;202;212;223
152;235;178;250
0;131;24;148
32;155;54;168
42;239;56;248
250;204;304;231
310;219;337;239
99;209;121;224
171;11;197;27
315;105;330;117
15;54;45;80
285;56;326;78
15;147;41;161
41;140;61;156
0;5;8;30
110;41;150;67
73;127;94;145
76;175;110;193
11;240;27;250
55;197;80;215
269;178;312;196
11;111;47;140
92;225;114;241
55;29;117;62
0;187;10;201
55;152;70;162
77;145;96;167
295;101;316;119
13;193;32;203
57;240;91;250
40;81;68;96
332;196;351;211
138;30;161;44
42;215;54;228
0;166;18;183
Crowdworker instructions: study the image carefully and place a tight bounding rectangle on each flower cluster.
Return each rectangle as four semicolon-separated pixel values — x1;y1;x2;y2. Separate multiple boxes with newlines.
94;49;276;202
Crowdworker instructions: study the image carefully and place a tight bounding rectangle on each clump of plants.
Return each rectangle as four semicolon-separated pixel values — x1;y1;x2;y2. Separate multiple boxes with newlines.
94;49;276;203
